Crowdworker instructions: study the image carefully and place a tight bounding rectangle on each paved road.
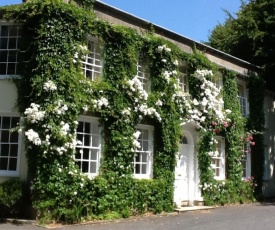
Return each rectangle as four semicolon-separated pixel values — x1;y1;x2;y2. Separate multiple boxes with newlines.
1;203;275;230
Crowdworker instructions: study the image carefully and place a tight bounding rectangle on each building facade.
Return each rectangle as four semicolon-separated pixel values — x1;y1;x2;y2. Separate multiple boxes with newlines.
0;0;274;221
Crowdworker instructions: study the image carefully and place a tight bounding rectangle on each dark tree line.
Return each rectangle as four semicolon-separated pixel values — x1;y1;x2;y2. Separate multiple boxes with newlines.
207;0;275;90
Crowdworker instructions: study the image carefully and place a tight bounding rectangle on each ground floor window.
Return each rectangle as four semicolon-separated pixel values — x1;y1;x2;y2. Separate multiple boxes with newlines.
133;125;154;179
241;144;251;178
0;115;21;176
211;136;225;180
75;116;101;178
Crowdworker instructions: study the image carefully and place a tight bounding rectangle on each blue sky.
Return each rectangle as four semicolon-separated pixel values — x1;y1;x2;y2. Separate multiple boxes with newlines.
0;0;243;42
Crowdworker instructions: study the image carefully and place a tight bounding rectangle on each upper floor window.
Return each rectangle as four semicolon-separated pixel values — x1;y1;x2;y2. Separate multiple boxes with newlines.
137;53;150;92
75;116;101;178
210;73;223;90
178;64;189;94
238;82;248;117
0;25;21;76
211;136;225;180
0;115;21;177
133;125;153;179
81;37;102;81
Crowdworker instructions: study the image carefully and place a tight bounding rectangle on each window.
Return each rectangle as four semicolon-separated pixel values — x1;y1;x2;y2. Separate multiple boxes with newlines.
210;73;223;89
241;144;251;178
211;137;225;180
137;53;150;92
238;82;248;117
178;64;189;94
0;25;21;76
75;117;101;178
81;37;102;80
134;125;153;178
0;115;21;176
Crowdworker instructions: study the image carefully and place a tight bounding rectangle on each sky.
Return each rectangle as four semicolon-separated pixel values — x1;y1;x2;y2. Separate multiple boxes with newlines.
0;0;243;42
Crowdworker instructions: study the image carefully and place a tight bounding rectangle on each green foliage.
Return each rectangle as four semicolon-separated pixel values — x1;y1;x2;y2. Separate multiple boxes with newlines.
208;0;275;90
247;73;265;197
0;179;27;218
0;0;262;223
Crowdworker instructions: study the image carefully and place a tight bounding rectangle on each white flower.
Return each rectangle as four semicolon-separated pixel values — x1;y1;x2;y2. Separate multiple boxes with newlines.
192;99;199;106
24;103;46;123
61;123;70;136
156;99;163;106
173;60;179;66
25;129;41;145
43;80;57;92
133;131;141;139
156;46;164;53
161;59;167;63
133;139;141;149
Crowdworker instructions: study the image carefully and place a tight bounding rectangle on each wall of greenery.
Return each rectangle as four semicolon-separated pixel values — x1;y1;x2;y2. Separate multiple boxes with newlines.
0;0;263;223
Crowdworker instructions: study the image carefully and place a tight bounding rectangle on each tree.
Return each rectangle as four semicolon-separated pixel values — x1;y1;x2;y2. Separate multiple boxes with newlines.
208;0;275;90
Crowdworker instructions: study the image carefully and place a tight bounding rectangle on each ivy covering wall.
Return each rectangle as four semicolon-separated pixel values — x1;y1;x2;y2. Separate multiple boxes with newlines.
0;0;264;223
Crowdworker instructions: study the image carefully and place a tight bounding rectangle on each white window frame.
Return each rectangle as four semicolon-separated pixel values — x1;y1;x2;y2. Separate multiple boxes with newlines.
0;23;21;79
75;116;101;178
81;36;102;81
137;53;150;92
211;136;225;180
133;124;153;179
241;143;251;179
0;113;21;177
238;81;249;117
178;63;189;94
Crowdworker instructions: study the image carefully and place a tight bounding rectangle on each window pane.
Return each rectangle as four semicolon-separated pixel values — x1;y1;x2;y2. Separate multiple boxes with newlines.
84;134;90;146
0;158;8;170
142;152;148;163
0;38;8;49
0;51;8;62
10;132;18;143
1;26;9;36
2;117;11;129
135;164;140;174
8;38;17;49
83;148;89;159
1;130;9;142
1;144;9;156
7;63;16;75
75;149;81;159
90;162;97;173
10;144;18;157
141;164;147;174
142;141;148;151
9;26;18;36
92;135;99;147
77;121;83;133
84;122;90;133
82;161;89;173
0;63;7;74
91;149;98;160
8;158;17;171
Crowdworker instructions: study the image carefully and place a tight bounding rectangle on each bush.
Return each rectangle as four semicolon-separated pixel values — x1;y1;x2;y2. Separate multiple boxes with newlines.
0;179;27;218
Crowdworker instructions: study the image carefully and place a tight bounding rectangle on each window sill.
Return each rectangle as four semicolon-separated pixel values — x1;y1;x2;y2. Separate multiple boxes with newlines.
0;171;19;177
0;75;21;80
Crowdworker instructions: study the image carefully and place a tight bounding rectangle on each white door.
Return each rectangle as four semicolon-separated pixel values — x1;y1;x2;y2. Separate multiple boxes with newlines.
174;132;196;207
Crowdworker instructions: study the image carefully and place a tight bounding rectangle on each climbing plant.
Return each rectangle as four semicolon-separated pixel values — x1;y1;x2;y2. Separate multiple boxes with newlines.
0;0;261;223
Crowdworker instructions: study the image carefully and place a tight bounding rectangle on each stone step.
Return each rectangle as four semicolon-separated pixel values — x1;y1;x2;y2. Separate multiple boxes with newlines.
174;206;215;213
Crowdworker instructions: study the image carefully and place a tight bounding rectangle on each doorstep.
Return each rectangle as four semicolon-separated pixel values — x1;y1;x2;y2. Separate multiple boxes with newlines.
174;206;215;213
